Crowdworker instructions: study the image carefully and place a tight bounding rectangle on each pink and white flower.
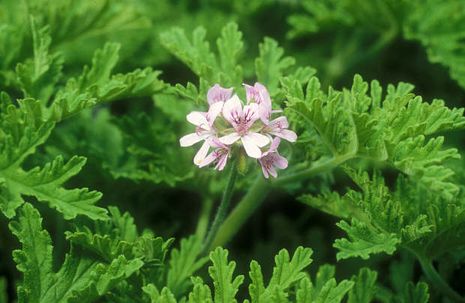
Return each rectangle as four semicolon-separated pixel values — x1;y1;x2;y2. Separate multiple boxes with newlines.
263;116;297;142
207;84;233;105
198;138;231;171
219;95;270;158
180;82;297;176
258;138;288;178
179;101;223;164
244;82;272;122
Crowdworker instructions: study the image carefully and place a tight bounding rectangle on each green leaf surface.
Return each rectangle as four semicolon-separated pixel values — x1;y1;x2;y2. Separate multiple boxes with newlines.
208;247;244;303
334;219;400;260
167;236;209;298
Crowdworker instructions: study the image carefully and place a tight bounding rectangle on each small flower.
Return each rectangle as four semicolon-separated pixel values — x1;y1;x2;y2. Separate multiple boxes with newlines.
198;138;231;171
263;116;297;142
259;138;288;178
219;95;270;158
179;101;223;164
207;84;233;105
244;82;272;122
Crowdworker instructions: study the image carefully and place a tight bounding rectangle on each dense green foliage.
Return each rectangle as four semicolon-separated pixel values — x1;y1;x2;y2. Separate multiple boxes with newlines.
1;0;465;302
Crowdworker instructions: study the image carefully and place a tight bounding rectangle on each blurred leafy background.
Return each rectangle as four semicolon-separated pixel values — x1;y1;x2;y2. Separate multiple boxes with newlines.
1;0;465;301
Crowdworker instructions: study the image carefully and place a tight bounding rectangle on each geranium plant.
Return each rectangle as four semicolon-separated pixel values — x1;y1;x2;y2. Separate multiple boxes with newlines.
1;1;465;303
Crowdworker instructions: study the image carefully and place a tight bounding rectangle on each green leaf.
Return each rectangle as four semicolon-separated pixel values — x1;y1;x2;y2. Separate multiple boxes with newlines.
9;203;53;303
404;0;465;90
255;38;295;94
391;136;459;198
67;206;172;263
10;203;168;303
287;74;465;198
0;277;6;303
348;268;378;303
249;261;266;303
167;236;209;298
216;22;244;87
389;253;415;294
397;282;429;303
296;277;313;303
160;26;216;81
269;247;313;291
0;97;52;171
109;111;194;186
49;43;165;122
0;97;107;220
66;255;144;302
315;279;354;303
75;42;121;90
334;219;400;260
1;154;106;220
143;285;177;303
15;18;63;101
160;22;247;88
299;190;354;219
208;247;244;303
247;247;313;302
22;0;149;48
309;265;354;303
17;156;105;220
188;277;213;303
286;76;358;158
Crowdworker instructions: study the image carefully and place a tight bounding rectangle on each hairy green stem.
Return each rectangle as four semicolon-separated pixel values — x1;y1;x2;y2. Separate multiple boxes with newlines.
195;197;213;240
202;162;238;254
210;176;268;249
418;254;465;303
272;154;353;187
212;155;353;248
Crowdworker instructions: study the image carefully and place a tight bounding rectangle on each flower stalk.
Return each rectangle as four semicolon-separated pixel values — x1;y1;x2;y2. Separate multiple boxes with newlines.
202;159;238;254
417;254;465;303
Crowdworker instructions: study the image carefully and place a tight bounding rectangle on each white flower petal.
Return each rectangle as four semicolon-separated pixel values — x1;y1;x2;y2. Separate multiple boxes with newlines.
246;132;270;148
219;133;241;145
198;151;217;168
180;133;203;147
216;154;229;171
260;162;270;178
207;84;233;105
193;140;210;165
207;101;224;123
274;154;288;169
268;166;278;178
222;95;243;125
270;116;289;129
187;111;209;127
267;137;280;152
259;105;271;122
272;129;297;142
241;135;262;158
243;103;260;125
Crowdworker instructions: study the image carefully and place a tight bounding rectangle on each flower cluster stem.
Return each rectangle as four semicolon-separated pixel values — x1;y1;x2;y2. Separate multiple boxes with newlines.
417;254;465;303
202;160;238;254
211;176;268;249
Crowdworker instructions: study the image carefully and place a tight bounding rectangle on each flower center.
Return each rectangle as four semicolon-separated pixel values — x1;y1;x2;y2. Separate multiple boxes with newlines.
235;120;249;135
212;148;228;163
196;125;210;135
262;154;276;169
232;108;255;135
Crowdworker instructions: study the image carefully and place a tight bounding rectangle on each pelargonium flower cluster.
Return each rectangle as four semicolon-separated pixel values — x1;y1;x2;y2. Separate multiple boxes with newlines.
179;83;297;178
